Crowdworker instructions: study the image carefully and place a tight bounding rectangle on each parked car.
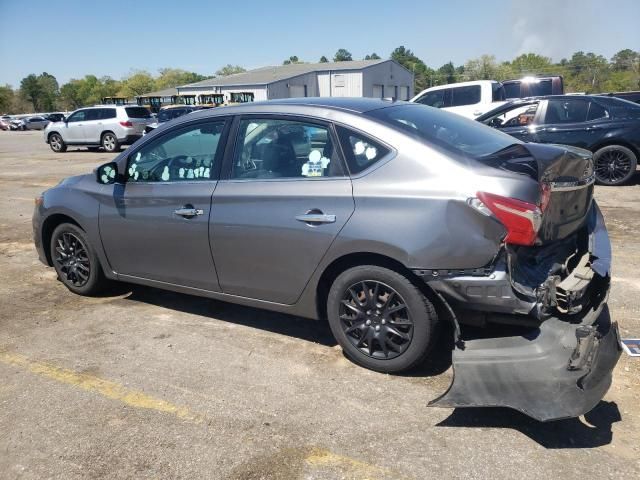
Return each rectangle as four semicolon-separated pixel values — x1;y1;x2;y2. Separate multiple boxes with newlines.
0;117;10;131
33;98;620;421
144;105;211;134
411;80;507;118
10;115;50;131
44;105;153;153
502;75;564;99
476;95;640;185
45;112;66;123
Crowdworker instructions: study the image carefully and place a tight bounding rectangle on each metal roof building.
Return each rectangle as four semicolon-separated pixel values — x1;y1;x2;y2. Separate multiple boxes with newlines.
176;59;414;104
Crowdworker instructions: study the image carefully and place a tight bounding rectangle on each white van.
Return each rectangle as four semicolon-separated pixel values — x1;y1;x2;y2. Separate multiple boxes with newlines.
411;80;507;119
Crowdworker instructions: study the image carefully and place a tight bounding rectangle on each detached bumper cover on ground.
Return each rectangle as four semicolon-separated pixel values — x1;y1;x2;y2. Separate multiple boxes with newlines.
430;305;621;421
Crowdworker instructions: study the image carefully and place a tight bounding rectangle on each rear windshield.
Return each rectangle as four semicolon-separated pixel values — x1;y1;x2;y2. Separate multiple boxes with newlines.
125;107;152;118
367;104;520;160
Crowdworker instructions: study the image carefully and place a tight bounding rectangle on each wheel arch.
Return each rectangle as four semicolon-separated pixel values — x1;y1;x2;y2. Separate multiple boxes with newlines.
47;130;61;142
314;252;455;330
591;139;640;159
100;130;117;140
41;213;84;266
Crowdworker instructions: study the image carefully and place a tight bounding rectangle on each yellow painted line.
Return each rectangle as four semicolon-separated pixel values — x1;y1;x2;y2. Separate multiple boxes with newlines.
0;351;200;422
305;447;406;480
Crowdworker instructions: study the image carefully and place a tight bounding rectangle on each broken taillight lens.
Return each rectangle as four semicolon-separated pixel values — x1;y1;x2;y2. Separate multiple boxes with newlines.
475;191;543;246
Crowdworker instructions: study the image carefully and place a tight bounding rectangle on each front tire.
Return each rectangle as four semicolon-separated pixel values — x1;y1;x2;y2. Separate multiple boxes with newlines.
101;132;120;153
49;133;67;153
327;265;438;373
593;145;637;186
50;223;107;296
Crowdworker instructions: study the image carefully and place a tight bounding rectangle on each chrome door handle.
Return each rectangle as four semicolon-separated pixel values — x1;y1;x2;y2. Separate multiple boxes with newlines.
174;207;204;218
295;213;336;224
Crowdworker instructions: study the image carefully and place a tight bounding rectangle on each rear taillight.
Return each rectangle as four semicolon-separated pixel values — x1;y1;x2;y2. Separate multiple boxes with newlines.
475;192;543;246
119;121;133;127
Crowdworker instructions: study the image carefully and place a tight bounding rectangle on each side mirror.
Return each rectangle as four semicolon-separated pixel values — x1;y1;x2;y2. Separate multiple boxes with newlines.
96;162;118;184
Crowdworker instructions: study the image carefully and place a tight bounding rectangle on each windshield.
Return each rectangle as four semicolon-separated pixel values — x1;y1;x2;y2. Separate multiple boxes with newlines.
368;104;521;159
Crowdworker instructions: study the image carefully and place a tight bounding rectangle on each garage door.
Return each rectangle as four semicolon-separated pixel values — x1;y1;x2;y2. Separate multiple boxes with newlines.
372;85;383;99
289;85;307;98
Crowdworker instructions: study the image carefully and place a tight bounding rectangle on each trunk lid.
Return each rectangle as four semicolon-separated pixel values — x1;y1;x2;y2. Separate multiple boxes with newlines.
479;142;594;244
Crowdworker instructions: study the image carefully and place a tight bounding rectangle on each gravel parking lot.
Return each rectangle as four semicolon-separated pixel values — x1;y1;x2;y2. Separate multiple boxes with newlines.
0;130;638;479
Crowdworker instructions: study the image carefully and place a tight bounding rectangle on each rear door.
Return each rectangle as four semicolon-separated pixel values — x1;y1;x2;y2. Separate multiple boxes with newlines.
82;108;103;143
99;118;229;290
535;98;592;149
445;85;483;118
210;115;354;304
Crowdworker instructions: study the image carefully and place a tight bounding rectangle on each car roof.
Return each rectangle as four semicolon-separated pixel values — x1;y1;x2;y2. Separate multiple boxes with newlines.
244;97;402;114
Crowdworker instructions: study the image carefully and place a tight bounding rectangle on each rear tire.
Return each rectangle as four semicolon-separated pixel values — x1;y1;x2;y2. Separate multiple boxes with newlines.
49;133;67;153
327;265;438;373
593;145;637;186
50;223;107;296
101;132;120;153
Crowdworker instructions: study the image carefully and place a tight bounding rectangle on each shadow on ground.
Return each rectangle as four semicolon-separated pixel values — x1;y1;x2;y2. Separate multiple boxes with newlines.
109;283;453;376
436;400;622;449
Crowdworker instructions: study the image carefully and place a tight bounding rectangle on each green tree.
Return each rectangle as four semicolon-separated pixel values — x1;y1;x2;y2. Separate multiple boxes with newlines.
38;72;59;111
611;49;639;71
561;51;610;93
463;55;501;81
364;53;381;60
0;85;15;113
215;64;246;76
119;71;155;97
155;68;209;89
283;56;301;65
436;62;458;84
333;49;353;62
391;46;434;91
507;53;553;75
20;74;43;111
319;56;328;63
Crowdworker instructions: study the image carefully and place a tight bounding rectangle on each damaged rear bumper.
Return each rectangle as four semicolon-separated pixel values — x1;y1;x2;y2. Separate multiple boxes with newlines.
429;303;622;421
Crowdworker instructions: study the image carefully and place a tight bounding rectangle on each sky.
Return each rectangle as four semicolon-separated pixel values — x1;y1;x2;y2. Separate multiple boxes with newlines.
0;0;638;88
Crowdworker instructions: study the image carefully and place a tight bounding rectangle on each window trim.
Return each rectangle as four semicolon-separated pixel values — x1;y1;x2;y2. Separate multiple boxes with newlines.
220;113;350;183
122;117;231;185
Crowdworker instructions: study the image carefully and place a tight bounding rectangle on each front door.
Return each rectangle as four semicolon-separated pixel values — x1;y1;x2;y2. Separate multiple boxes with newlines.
211;116;354;304
99;119;229;291
63;109;89;142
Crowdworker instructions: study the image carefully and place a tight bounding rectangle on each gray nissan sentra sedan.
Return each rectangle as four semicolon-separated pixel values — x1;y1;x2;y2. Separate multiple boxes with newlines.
33;98;621;421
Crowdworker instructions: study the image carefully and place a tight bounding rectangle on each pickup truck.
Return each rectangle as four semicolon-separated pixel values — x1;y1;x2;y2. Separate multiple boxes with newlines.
411;80;507;119
502;75;564;99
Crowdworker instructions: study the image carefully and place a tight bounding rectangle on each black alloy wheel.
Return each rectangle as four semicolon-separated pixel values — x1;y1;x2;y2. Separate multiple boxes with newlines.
53;231;91;287
593;145;637;185
339;280;414;359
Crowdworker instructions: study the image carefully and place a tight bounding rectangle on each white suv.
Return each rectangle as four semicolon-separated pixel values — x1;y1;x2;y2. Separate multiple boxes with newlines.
411;80;507;119
44;105;153;153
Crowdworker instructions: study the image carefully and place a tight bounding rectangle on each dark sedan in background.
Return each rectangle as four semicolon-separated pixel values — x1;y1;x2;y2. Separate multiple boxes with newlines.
477;95;640;185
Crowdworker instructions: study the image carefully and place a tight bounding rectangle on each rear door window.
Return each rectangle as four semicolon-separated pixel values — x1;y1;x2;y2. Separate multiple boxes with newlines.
544;99;589;124
85;110;100;121
125;107;152;119
100;108;117;120
336;126;390;174
415;89;446;108
587;102;609;121
231;118;344;179
450;85;481;107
